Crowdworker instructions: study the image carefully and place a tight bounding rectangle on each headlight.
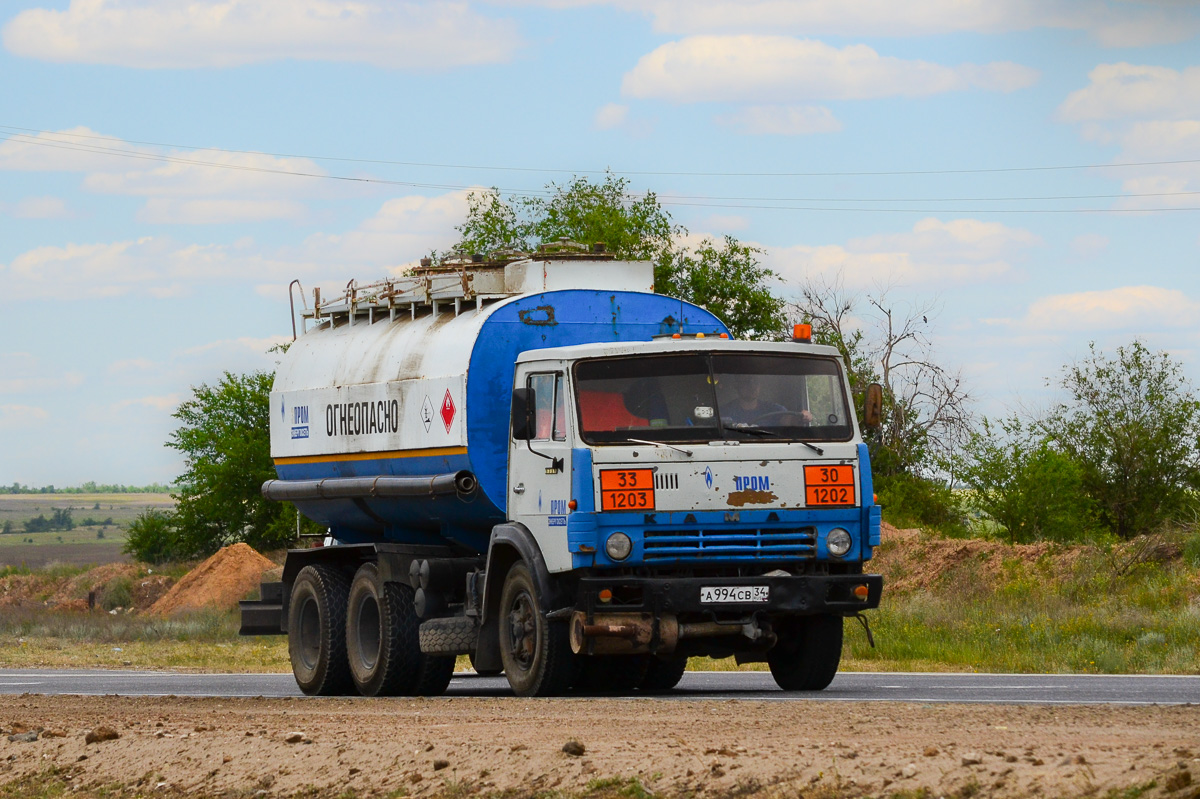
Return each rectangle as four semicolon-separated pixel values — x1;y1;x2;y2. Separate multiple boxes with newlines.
826;528;852;558
605;532;632;561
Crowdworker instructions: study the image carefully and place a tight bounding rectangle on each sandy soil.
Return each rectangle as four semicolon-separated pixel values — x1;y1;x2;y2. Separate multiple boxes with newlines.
2;695;1197;798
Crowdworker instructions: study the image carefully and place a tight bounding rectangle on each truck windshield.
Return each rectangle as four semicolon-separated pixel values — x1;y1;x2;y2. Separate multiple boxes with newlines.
574;353;853;444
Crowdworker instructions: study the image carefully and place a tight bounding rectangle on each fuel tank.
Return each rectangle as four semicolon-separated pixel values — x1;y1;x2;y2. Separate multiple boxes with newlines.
268;258;728;552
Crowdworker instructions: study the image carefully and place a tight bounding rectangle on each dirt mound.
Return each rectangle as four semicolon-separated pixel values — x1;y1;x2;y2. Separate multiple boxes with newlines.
875;520;1092;594
0;562;171;612
148;543;275;616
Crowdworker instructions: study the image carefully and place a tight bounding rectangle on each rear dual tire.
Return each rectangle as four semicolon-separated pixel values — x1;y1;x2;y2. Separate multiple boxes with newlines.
288;565;355;696
287;562;453;697
346;563;453;697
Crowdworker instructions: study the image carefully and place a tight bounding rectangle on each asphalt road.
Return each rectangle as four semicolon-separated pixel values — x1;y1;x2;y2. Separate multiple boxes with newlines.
1;669;1197;704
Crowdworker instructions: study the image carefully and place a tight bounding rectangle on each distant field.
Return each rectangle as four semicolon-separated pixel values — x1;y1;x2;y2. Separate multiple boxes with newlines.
0;493;174;567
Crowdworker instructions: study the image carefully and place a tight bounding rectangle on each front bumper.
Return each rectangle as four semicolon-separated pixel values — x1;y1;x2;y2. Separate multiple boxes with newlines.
576;572;883;616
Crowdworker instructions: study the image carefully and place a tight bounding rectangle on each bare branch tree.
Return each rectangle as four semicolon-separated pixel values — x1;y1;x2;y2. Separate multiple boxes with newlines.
789;277;972;477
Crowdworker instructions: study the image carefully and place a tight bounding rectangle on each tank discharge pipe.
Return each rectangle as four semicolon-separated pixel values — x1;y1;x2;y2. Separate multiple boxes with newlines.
262;471;477;502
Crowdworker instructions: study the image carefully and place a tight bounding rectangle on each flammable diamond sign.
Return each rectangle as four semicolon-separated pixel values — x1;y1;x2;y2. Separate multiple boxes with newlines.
440;389;456;433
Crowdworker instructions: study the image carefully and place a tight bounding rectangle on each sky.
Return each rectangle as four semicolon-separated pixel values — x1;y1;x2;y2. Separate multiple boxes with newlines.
2;0;1199;488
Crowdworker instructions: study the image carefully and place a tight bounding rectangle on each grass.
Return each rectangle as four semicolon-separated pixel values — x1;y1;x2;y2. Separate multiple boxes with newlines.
1;518;1198;675
0;607;290;672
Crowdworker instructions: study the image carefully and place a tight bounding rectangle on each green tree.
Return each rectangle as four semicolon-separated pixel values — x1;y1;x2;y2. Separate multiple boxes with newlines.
123;509;178;563
957;416;1099;543
1043;340;1200;539
166;371;298;558
450;173;786;340
657;236;786;340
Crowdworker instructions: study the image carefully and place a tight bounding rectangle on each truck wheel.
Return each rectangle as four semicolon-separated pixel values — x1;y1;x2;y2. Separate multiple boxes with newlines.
345;563;453;697
288;564;354;696
639;655;688;693
767;614;843;691
346;563;406;696
574;656;649;694
498;563;576;696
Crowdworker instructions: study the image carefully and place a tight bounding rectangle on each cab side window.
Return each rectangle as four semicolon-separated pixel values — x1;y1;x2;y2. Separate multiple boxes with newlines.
527;373;567;441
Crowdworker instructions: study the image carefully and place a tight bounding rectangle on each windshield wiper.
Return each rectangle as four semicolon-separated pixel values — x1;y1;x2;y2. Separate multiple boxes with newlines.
624;438;694;457
724;425;825;454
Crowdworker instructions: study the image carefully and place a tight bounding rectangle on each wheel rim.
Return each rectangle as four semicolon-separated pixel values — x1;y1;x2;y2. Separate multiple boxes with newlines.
297;596;321;671
506;590;537;671
354;593;381;672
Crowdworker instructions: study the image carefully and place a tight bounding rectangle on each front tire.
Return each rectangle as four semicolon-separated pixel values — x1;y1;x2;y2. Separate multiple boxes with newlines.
639;655;688;693
288;564;354;696
498;563;576;696
767;614;843;691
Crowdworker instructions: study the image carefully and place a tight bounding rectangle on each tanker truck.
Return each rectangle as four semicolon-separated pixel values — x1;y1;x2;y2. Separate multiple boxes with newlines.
240;246;884;697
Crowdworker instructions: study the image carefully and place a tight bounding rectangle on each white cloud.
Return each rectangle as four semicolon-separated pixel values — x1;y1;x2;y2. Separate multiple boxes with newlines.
3;0;521;69
137;198;308;224
1008;286;1200;331
491;0;1200;46
1059;63;1200;122
0;127;151;172
621;37;1038;103
1059;65;1200;209
0;128;363;222
11;196;72;219
0;353;85;394
0;190;473;299
594;103;629;130
771;217;1040;289
83;147;333;198
0;405;49;430
714;105;841;135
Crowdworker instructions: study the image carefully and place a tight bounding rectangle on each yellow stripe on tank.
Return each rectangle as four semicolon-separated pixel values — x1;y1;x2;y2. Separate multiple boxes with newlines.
274;446;469;466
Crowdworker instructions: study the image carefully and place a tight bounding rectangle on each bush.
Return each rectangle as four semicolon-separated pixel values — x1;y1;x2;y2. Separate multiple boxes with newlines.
1044;340;1200;538
957;416;1101;544
101;577;133;611
877;472;967;535
123;509;180;564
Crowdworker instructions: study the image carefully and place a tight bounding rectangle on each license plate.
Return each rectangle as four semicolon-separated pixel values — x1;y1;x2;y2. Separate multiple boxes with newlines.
700;585;769;603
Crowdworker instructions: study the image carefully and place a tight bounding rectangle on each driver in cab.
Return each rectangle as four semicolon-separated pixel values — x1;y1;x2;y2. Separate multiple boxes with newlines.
724;375;813;427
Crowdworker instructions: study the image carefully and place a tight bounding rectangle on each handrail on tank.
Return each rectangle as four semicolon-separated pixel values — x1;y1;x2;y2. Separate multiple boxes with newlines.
261;471;477;502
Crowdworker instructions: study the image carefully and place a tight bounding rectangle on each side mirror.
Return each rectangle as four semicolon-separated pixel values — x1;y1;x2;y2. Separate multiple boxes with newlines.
511;387;534;440
863;383;883;429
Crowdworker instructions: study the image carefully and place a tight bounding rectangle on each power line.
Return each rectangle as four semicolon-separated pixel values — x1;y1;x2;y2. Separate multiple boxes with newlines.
3;127;1198;214
5;123;1200;179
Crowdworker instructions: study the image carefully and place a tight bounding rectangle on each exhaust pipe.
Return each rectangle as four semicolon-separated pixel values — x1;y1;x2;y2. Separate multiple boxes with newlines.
569;612;752;655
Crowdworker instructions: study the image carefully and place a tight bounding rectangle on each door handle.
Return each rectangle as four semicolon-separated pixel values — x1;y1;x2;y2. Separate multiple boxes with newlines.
513;483;525;494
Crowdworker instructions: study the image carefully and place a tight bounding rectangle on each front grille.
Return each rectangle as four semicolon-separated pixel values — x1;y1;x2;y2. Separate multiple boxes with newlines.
642;526;816;562
654;472;679;490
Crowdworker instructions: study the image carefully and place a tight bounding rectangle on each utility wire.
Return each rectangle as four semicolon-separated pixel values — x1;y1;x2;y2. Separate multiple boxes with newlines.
5;123;1200;179
4;128;1198;214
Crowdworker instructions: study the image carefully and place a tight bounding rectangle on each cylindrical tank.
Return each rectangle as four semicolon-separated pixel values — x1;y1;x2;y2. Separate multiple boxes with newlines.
270;283;727;553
